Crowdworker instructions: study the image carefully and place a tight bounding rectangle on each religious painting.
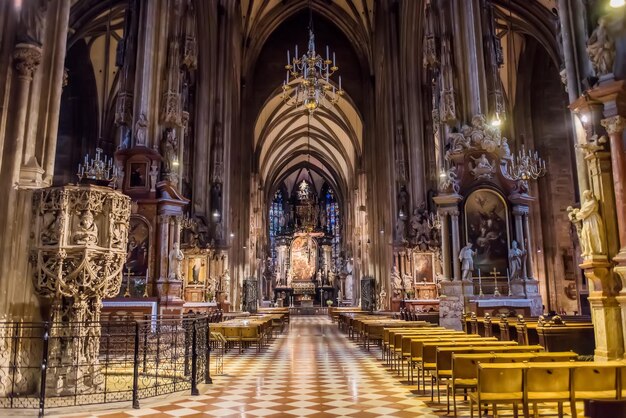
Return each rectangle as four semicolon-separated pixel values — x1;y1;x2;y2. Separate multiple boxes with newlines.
187;256;207;285
126;216;150;276
289;235;317;281
128;162;148;188
412;252;435;283
464;189;510;276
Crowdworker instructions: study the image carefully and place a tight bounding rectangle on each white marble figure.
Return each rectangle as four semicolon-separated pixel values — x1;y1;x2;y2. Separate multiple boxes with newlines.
575;190;606;257
470;154;495;179
391;266;403;296
402;273;413;295
337;289;343;302
223;269;231;300
586;17;615;77
328;269;335;286
134;113;148;146
168;242;184;280
508;240;526;281
459;243;476;281
316;269;322;286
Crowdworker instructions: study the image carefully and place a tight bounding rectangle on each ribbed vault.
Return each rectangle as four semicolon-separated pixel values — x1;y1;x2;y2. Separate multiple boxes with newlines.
255;87;363;201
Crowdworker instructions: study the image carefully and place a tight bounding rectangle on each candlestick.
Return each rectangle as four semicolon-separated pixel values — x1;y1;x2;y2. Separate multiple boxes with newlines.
478;268;483;297
143;266;149;298
507;268;512;296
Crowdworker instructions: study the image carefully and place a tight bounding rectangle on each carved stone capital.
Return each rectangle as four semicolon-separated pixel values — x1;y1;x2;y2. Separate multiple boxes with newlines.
13;43;42;79
601;116;626;135
511;205;529;217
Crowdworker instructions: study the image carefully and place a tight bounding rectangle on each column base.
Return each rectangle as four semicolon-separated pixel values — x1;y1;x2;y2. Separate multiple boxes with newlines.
439;281;473;330
588;294;624;361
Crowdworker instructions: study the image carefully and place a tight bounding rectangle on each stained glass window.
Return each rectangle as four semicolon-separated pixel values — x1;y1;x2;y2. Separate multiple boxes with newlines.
269;189;285;263
321;185;341;266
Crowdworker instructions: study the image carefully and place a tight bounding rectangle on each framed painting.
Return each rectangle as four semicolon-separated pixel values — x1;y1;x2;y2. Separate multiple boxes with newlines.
128;162;148;189
412;252;435;283
126;216;150;276
187;256;207;285
464;189;510;276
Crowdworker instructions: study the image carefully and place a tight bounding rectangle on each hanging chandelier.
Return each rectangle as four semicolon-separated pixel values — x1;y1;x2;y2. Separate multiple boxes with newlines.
506;145;547;181
282;7;343;113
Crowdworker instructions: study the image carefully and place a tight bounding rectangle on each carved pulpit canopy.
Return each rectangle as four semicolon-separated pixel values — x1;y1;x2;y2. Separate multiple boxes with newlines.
443;114;532;201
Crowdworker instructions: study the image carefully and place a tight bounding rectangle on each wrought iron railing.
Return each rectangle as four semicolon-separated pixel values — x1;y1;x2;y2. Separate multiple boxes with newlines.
0;315;211;417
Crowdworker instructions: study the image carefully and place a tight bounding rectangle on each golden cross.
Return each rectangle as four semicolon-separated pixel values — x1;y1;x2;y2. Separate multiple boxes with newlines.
490;268;500;280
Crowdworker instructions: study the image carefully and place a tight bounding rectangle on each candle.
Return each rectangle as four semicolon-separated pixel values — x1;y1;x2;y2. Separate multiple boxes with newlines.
478;268;482;285
288;49;290;64
339;75;342;91
295;44;298;59
326;45;329;60
333;52;336;67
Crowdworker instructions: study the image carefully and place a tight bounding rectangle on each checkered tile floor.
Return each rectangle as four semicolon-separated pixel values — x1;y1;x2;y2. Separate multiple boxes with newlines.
57;316;582;418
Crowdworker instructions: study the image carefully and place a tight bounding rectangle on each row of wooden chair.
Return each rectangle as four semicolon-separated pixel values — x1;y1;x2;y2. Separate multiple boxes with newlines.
468;361;626;418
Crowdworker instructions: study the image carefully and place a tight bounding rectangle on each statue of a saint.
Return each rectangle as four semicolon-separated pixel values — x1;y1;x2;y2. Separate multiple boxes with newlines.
74;210;98;245
391;266;403;296
459;243;476;281
402;273;413;294
586;17;615;77
168;242;184;280
337;288;343;302
160;128;178;175
508;240;526;281
328;269;335;286
575;190;606;257
316;269;322;285
134;114;148;147
222;269;231;300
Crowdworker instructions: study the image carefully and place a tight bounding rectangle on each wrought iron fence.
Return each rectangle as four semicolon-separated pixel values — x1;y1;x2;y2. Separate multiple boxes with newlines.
0;315;211;417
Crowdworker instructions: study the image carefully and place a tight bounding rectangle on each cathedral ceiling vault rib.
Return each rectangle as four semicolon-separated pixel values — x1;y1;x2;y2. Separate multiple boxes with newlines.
255;86;363;204
241;0;374;78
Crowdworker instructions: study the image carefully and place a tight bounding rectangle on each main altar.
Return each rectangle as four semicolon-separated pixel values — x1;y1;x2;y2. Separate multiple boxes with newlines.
268;177;343;308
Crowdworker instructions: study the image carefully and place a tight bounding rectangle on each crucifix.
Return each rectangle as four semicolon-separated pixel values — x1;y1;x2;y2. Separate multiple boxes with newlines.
490;267;501;297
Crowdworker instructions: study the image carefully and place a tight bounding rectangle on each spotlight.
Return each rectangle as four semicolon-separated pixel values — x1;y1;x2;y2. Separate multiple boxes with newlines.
212;210;220;218
172;158;180;167
230;232;235;238
379;229;384;234
610;0;625;8
491;116;502;127
580;114;589;124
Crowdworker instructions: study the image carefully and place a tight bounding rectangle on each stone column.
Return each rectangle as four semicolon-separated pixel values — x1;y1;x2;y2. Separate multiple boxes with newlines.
439;210;451;279
158;214;170;281
512;205;527;279
522;211;534;279
450;208;461;281
8;44;42;185
584;262;625;360
601;116;626;259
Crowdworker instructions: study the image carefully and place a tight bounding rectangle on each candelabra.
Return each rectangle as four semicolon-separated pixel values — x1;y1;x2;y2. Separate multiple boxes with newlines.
282;17;344;113
77;148;119;186
506;145;547;181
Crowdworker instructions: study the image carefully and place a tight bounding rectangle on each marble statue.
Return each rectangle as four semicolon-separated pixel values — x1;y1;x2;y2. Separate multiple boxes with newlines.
470;154;495;179
337;289;343;302
573;190;606;257
168;242;184;280
223;269;231;300
391;266;403;296
459;243;476;281
395;216;407;243
316;269;322;285
160;128;178;175
17;0;48;46
587;17;615;77
328;269;335;286
74;210;98;245
402;273;413;294
134;113;148;146
508;240;526;281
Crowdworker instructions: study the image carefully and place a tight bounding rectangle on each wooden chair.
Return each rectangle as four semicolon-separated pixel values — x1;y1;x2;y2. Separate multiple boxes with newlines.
222;326;242;353
469;363;524;418
450;354;494;417
571;363;619;418
524;362;573;418
240;325;262;352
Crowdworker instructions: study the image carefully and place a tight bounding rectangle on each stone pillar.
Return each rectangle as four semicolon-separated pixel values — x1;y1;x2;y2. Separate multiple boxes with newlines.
439;210;451;279
512;205;527;279
601;116;626;259
158;215;170;281
9;44;42;185
450;209;461;281
583;261;624;360
522;212;535;279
